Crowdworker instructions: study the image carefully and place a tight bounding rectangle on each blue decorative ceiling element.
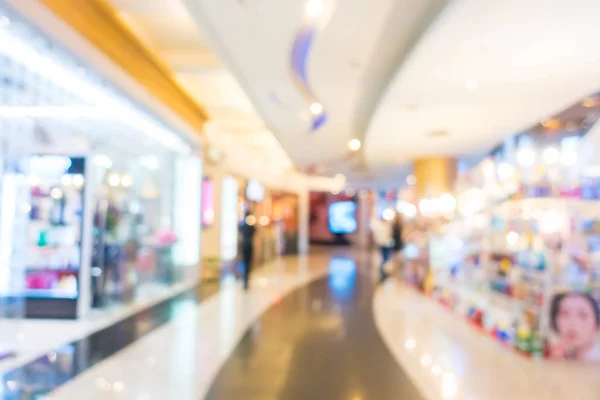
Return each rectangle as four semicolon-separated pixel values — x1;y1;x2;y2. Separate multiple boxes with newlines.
290;26;315;85
312;110;328;131
290;22;327;132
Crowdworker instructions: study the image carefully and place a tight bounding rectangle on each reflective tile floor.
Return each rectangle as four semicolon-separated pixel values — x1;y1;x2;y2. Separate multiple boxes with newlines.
375;280;600;400
0;278;202;375
0;280;221;399
3;249;596;400
205;257;423;400
47;252;335;399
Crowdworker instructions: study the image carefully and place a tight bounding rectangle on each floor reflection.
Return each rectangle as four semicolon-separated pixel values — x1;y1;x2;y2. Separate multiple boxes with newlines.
328;257;357;301
0;281;219;399
205;261;424;400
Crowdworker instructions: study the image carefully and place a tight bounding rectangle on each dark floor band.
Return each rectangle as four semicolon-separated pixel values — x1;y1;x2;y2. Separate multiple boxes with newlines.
205;259;423;400
0;280;220;399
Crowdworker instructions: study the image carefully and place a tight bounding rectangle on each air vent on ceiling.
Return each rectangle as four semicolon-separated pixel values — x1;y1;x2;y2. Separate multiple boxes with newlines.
427;129;449;138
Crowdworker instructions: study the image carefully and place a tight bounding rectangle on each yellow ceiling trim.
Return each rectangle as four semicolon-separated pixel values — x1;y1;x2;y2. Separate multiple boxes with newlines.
37;0;209;134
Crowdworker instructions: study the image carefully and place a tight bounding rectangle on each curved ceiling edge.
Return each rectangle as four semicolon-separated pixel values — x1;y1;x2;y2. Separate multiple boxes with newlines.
289;2;338;133
352;0;449;176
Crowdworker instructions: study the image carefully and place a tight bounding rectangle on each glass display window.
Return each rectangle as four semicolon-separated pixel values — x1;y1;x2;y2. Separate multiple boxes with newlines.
25;155;85;299
0;4;200;318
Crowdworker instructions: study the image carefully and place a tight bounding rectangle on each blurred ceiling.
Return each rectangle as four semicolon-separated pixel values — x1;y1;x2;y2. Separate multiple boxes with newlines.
108;0;342;192
97;0;600;188
179;0;446;187
367;0;600;184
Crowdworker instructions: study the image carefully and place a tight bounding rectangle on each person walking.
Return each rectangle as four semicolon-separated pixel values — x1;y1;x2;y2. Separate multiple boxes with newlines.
392;213;404;267
240;211;256;290
370;215;393;282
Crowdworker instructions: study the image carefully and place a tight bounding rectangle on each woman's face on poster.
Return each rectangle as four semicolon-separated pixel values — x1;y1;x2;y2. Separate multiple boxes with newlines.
556;295;598;351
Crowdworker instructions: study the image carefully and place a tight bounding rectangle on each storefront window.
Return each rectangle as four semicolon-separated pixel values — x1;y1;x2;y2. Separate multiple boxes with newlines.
0;4;201;318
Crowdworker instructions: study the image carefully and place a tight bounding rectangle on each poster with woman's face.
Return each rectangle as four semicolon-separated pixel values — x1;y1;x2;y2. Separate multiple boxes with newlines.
549;292;600;362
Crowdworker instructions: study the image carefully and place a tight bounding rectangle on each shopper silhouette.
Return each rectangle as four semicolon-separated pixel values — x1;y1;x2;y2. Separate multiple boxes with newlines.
371;215;393;282
240;211;256;290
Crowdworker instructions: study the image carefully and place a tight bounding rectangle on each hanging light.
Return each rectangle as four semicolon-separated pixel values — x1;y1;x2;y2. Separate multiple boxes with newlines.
497;162;514;179
516;148;536;167
306;0;324;16
310;102;323;115
348;139;361;151
542;147;560;164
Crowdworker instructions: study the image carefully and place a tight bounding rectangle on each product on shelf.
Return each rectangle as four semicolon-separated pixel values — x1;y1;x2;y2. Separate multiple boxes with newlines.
23;155;85;299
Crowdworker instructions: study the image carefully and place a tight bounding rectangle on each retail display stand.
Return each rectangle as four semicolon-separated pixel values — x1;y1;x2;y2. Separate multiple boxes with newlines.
23;155;89;318
430;128;600;361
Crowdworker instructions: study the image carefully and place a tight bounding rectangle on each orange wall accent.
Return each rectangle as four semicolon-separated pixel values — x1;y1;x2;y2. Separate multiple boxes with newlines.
36;0;208;134
413;157;457;199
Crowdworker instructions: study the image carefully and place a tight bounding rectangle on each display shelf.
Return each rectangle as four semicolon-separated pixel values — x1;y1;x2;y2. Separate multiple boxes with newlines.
441;192;600;360
0;288;77;299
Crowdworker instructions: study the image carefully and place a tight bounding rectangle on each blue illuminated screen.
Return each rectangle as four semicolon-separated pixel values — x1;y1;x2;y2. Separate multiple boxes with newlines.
328;201;357;234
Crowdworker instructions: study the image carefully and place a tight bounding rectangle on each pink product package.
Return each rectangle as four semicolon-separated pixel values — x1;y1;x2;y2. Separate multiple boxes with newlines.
26;271;59;289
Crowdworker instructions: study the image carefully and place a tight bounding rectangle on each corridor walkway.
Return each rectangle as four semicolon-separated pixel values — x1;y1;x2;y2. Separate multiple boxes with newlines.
2;249;596;399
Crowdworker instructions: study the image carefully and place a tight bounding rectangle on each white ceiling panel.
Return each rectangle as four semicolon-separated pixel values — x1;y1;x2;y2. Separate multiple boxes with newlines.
366;0;600;172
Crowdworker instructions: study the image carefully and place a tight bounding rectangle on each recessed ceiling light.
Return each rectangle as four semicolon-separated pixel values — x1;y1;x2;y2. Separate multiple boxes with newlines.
348;138;361;151
309;102;323;115
566;121;578;132
516;148;536;166
541;119;561;130
542;147;560;164
406;175;416;185
583;97;598;108
306;0;324;16
466;80;478;90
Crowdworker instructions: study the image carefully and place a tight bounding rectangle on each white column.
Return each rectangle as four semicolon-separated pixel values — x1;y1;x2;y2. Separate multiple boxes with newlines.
201;166;223;261
77;155;95;317
356;190;371;249
298;189;309;254
172;155;202;268
219;176;238;261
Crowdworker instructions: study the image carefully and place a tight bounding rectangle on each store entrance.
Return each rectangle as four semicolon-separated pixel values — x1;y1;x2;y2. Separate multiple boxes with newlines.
89;150;177;310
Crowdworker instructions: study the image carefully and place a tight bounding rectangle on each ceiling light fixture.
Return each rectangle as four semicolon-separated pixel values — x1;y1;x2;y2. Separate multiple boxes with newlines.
541;119;561;130
565;121;578;132
348;138;361;151
120;174;134;188
542;147;560;165
466;80;478;90
516;147;536;167
583;97;598;108
497;162;514;180
108;173;121;187
406;175;416;185
306;0;324;16
309;102;323;115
